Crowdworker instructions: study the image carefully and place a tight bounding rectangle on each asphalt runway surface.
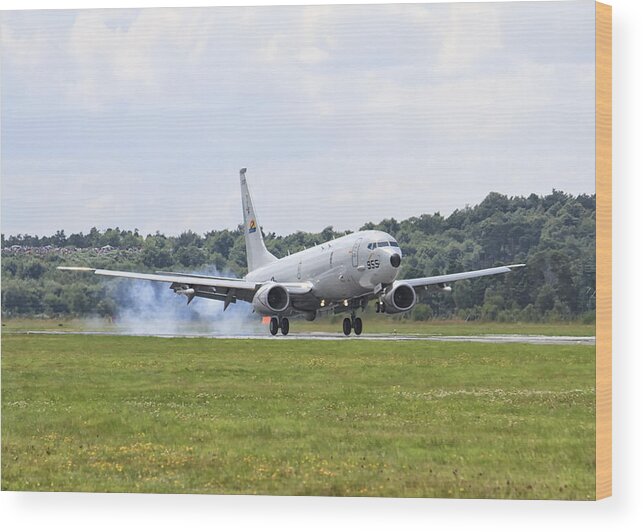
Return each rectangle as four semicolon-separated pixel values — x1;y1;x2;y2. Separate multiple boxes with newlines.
25;330;595;345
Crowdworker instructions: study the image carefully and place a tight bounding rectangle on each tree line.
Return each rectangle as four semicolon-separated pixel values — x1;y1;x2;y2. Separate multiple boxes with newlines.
1;190;595;322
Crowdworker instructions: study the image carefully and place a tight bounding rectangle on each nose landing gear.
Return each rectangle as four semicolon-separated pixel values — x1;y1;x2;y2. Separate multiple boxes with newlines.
269;316;290;336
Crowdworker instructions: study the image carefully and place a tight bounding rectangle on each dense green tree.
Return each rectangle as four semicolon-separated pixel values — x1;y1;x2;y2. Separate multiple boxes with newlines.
21;260;47;280
204;229;237;258
174;245;206;268
1;190;596;321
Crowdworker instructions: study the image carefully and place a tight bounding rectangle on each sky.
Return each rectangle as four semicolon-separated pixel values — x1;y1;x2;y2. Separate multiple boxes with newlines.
1;1;596;237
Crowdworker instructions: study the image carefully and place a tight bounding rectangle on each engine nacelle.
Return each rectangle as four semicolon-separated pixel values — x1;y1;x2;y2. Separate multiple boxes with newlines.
252;283;290;315
382;282;417;314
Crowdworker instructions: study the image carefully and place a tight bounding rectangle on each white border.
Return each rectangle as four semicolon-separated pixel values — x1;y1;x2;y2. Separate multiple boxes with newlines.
1;1;641;531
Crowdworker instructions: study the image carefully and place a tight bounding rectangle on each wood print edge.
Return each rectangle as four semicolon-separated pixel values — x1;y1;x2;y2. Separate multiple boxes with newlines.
595;0;612;501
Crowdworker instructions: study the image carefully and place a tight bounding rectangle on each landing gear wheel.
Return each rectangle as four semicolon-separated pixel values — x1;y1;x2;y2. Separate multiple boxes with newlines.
342;317;352;336
353;317;363;336
269;317;279;336
280;317;290;336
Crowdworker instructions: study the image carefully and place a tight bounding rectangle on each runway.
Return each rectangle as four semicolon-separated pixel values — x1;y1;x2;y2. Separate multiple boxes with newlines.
24;330;595;345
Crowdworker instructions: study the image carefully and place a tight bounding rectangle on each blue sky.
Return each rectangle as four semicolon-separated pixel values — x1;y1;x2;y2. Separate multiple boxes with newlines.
1;1;596;237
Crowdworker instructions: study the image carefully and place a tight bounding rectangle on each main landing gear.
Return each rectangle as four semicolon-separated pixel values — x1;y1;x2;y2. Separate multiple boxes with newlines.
342;315;363;336
269;316;289;336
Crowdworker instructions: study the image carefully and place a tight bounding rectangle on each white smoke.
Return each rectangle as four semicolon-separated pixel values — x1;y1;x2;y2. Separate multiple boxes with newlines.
102;268;264;337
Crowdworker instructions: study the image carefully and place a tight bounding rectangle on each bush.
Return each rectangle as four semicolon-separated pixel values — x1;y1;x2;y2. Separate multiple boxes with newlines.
580;310;596;324
21;260;47;279
411;303;432;321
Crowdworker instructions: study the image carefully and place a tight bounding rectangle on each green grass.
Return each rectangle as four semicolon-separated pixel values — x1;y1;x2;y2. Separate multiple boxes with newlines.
1;334;596;499
1;316;595;337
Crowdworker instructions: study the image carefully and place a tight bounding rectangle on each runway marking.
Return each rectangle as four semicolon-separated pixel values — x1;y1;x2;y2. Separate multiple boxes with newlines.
23;330;595;345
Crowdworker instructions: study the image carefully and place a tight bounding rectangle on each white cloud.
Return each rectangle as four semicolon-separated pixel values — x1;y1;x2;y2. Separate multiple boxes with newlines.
435;3;503;76
63;9;214;110
1;2;596;236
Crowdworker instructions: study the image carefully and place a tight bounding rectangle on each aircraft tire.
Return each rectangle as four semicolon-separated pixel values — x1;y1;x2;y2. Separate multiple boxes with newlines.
281;317;290;336
342;317;352;336
269;317;279;336
353;317;363;335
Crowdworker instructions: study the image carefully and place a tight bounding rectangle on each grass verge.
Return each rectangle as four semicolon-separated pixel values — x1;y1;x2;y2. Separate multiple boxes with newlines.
2;334;595;498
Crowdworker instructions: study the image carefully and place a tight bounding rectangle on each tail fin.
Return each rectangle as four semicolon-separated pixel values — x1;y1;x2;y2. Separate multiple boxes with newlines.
240;168;278;273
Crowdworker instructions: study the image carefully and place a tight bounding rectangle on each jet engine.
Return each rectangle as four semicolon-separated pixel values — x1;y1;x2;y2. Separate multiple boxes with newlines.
252;283;290;315
381;282;417;314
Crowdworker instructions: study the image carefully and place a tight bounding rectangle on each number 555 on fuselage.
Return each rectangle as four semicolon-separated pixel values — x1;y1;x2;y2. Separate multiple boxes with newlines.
59;169;524;336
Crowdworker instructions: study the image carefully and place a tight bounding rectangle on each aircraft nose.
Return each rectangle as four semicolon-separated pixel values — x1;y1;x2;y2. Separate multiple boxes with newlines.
390;253;401;268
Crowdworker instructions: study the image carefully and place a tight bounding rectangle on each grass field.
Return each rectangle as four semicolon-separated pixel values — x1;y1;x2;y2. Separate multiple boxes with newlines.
1;316;596;337
1;333;596;499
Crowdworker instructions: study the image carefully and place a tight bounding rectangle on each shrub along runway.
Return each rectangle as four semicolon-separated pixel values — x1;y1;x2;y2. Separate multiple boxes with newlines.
1;334;596;499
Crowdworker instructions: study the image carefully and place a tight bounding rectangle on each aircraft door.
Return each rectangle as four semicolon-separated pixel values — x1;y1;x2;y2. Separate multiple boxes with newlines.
351;238;362;268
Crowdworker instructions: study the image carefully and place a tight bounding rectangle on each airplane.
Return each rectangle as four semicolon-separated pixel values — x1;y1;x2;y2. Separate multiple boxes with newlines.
59;168;524;336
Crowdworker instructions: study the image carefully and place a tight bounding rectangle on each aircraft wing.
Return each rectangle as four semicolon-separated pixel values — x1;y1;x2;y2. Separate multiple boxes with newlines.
57;266;261;306
153;270;313;295
58;267;257;290
56;267;313;307
401;264;525;290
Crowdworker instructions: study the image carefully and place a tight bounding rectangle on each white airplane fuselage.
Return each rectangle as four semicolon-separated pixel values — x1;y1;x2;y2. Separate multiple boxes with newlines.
245;230;401;307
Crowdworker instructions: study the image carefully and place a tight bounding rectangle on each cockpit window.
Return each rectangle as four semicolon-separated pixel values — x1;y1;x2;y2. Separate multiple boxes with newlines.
368;241;398;249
